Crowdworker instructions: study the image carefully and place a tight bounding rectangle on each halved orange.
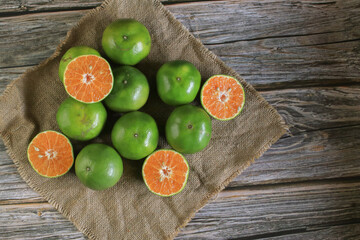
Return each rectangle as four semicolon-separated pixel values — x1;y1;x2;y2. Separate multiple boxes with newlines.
142;149;189;197
63;55;113;103
27;131;74;178
201;75;245;120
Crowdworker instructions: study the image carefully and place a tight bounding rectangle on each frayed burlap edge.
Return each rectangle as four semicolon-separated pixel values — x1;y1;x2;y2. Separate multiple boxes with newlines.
0;0;288;239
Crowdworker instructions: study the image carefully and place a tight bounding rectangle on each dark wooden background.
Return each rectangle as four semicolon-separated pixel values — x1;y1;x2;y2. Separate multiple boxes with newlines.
1;0;360;239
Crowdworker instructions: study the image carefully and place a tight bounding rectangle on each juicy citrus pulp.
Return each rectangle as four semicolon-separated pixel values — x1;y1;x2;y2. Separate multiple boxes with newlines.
27;131;74;178
64;55;113;103
201;75;245;120
142;149;189;197
59;46;100;82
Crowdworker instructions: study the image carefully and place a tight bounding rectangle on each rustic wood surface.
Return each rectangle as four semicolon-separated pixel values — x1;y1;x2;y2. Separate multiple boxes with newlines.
1;0;359;239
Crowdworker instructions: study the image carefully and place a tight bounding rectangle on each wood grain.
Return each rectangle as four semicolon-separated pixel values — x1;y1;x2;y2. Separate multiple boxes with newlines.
1;0;359;89
177;180;360;239
1;180;359;239
231;124;360;187
0;0;197;14
0;202;85;240
0;0;101;14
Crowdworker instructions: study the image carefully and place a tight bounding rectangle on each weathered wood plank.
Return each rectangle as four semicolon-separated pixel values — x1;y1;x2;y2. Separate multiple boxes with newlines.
0;0;203;14
0;203;85;239
267;224;360;240
264;87;360;135
176;180;360;239
0;138;42;204
1;180;359;239
231;124;360;187
0;66;27;93
0;0;102;14
1;0;359;89
1;86;359;202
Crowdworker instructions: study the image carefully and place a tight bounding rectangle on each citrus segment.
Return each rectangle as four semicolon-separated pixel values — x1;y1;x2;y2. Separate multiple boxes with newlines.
64;55;113;103
27;131;74;178
201;75;245;120
142;150;189;197
59;46;100;82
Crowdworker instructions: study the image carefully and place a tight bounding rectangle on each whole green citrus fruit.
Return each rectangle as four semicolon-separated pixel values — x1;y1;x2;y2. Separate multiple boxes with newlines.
156;60;201;106
56;97;107;141
102;19;151;65
111;111;159;160
75;143;123;190
104;66;149;112
166;104;212;154
59;46;100;82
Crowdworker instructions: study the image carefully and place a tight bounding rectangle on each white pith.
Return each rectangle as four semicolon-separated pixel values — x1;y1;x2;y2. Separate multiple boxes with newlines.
159;163;173;182
82;72;95;84
44;149;57;160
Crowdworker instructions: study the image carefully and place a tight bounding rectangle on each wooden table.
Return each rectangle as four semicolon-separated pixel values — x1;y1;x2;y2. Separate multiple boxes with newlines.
1;0;360;239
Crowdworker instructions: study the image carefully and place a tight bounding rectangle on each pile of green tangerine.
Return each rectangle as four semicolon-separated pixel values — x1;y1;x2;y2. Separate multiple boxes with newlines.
27;19;245;197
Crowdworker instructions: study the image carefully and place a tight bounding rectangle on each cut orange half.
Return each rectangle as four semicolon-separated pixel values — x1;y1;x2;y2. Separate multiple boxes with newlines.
64;55;113;103
201;75;245;120
142;149;189;197
27;131;74;178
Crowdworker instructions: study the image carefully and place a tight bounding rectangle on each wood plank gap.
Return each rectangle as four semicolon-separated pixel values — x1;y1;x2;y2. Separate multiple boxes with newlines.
0;0;212;18
0;9;89;20
225;175;360;191
0;6;95;18
256;81;360;92
162;0;225;6
0;64;37;70
228;219;360;240
290;37;360;48
206;30;347;46
0;201;49;208
279;123;360;140
228;228;309;240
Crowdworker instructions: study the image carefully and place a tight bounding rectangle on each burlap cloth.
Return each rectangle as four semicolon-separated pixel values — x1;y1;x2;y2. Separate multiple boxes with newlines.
0;0;287;239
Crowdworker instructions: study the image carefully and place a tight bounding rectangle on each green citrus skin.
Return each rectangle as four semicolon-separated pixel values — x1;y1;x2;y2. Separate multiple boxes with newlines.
156;60;201;106
104;66;149;112
58;46;100;82
75;144;123;191
166;104;212;154
56;97;107;141
102;19;151;65
111;111;159;160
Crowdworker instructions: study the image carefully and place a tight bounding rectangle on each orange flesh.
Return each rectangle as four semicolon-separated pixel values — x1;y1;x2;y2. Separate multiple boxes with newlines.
143;150;189;196
28;131;73;177
202;76;245;119
64;55;113;103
